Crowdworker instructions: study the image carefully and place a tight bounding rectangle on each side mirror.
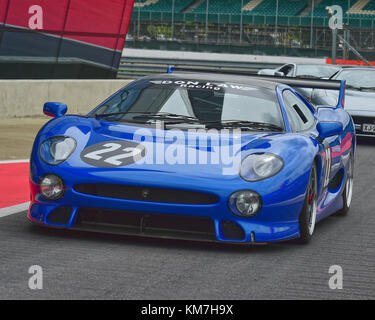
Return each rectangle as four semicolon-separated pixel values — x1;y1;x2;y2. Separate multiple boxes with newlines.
43;102;67;118
258;69;280;76
317;121;343;140
257;69;285;76
274;71;285;77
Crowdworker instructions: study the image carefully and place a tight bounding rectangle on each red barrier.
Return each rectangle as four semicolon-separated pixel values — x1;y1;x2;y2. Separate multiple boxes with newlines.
0;0;134;51
0;0;135;74
326;58;375;66
0;162;29;209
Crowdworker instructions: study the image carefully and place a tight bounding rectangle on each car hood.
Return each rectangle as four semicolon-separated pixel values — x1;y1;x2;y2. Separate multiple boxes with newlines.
36;116;315;184
344;89;375;113
312;88;375;114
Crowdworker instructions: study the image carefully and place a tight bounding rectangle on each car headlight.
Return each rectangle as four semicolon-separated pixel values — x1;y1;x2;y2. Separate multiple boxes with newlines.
40;174;65;200
240;153;284;182
39;136;76;165
228;190;262;217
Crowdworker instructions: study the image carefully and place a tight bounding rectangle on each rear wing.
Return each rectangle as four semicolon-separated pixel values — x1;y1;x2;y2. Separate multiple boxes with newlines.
166;66;346;109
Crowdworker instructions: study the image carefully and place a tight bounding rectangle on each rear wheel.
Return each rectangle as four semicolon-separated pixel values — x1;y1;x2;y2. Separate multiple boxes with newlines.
298;163;318;244
336;151;354;216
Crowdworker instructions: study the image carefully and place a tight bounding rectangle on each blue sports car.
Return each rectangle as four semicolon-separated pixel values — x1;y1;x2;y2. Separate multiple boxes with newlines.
28;71;355;244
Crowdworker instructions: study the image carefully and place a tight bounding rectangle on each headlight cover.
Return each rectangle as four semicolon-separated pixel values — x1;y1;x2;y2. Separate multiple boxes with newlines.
228;190;262;217
39;136;76;165
40;174;65;200
240;153;284;182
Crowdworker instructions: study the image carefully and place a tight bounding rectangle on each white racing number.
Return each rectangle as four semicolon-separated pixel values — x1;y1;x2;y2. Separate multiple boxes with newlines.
104;147;143;166
84;143;121;160
81;141;145;167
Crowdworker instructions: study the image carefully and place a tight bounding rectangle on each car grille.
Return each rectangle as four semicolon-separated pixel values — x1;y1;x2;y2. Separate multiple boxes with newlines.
74;184;219;205
74;207;216;241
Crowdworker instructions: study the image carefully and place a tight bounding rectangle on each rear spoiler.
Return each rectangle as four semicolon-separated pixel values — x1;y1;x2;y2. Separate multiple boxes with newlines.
166;66;346;109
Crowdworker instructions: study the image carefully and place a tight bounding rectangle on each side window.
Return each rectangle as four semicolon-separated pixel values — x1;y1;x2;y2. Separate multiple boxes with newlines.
96;90;130;115
279;64;293;76
283;90;315;132
285;65;295;77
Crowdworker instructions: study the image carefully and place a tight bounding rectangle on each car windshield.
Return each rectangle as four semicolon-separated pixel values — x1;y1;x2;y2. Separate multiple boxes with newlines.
93;79;284;131
295;65;340;78
335;69;375;90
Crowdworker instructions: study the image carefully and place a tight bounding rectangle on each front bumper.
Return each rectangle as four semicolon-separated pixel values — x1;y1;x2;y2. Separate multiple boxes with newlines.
28;164;305;244
350;114;375;137
28;203;300;244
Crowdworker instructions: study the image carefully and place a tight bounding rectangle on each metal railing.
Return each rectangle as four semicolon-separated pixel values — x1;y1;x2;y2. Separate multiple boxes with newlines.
131;10;375;29
117;55;283;78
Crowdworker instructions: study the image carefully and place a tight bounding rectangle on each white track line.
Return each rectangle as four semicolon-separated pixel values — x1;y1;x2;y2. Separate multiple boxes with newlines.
0;159;29;164
0;202;30;218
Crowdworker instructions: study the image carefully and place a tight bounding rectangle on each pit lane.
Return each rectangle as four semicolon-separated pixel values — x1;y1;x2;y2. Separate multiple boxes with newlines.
0;139;374;299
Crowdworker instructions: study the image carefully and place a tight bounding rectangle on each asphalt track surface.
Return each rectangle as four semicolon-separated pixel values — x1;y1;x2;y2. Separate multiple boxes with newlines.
0;139;374;300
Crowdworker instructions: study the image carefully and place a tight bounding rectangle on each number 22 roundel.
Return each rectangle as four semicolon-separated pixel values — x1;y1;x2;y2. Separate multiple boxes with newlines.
81;140;146;168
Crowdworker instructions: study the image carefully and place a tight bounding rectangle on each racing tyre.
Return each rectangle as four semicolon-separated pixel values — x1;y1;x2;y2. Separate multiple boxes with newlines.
298;163;318;244
336;151;354;216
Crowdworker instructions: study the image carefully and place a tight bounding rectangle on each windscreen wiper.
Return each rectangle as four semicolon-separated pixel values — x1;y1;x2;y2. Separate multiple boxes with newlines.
345;85;360;90
96;112;199;122
132;113;200;123
204;120;283;132
295;75;321;79
358;86;375;91
345;85;375;91
95;111;157;119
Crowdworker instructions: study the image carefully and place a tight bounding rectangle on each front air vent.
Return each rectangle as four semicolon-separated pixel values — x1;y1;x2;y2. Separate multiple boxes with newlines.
74;184;219;205
220;220;245;240
47;206;72;224
328;169;344;191
75;207;216;241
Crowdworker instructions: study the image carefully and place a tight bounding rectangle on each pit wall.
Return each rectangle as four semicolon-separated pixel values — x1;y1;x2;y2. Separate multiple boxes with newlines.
0;80;132;118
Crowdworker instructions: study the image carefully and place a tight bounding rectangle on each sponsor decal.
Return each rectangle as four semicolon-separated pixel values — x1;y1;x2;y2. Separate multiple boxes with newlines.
150;80;257;92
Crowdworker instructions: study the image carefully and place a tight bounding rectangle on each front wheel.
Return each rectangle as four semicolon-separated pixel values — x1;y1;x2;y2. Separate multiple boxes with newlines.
336;151;354;216
298;163;318;244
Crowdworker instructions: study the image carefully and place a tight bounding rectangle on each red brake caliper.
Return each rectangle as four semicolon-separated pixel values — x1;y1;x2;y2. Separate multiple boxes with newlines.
308;193;313;205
